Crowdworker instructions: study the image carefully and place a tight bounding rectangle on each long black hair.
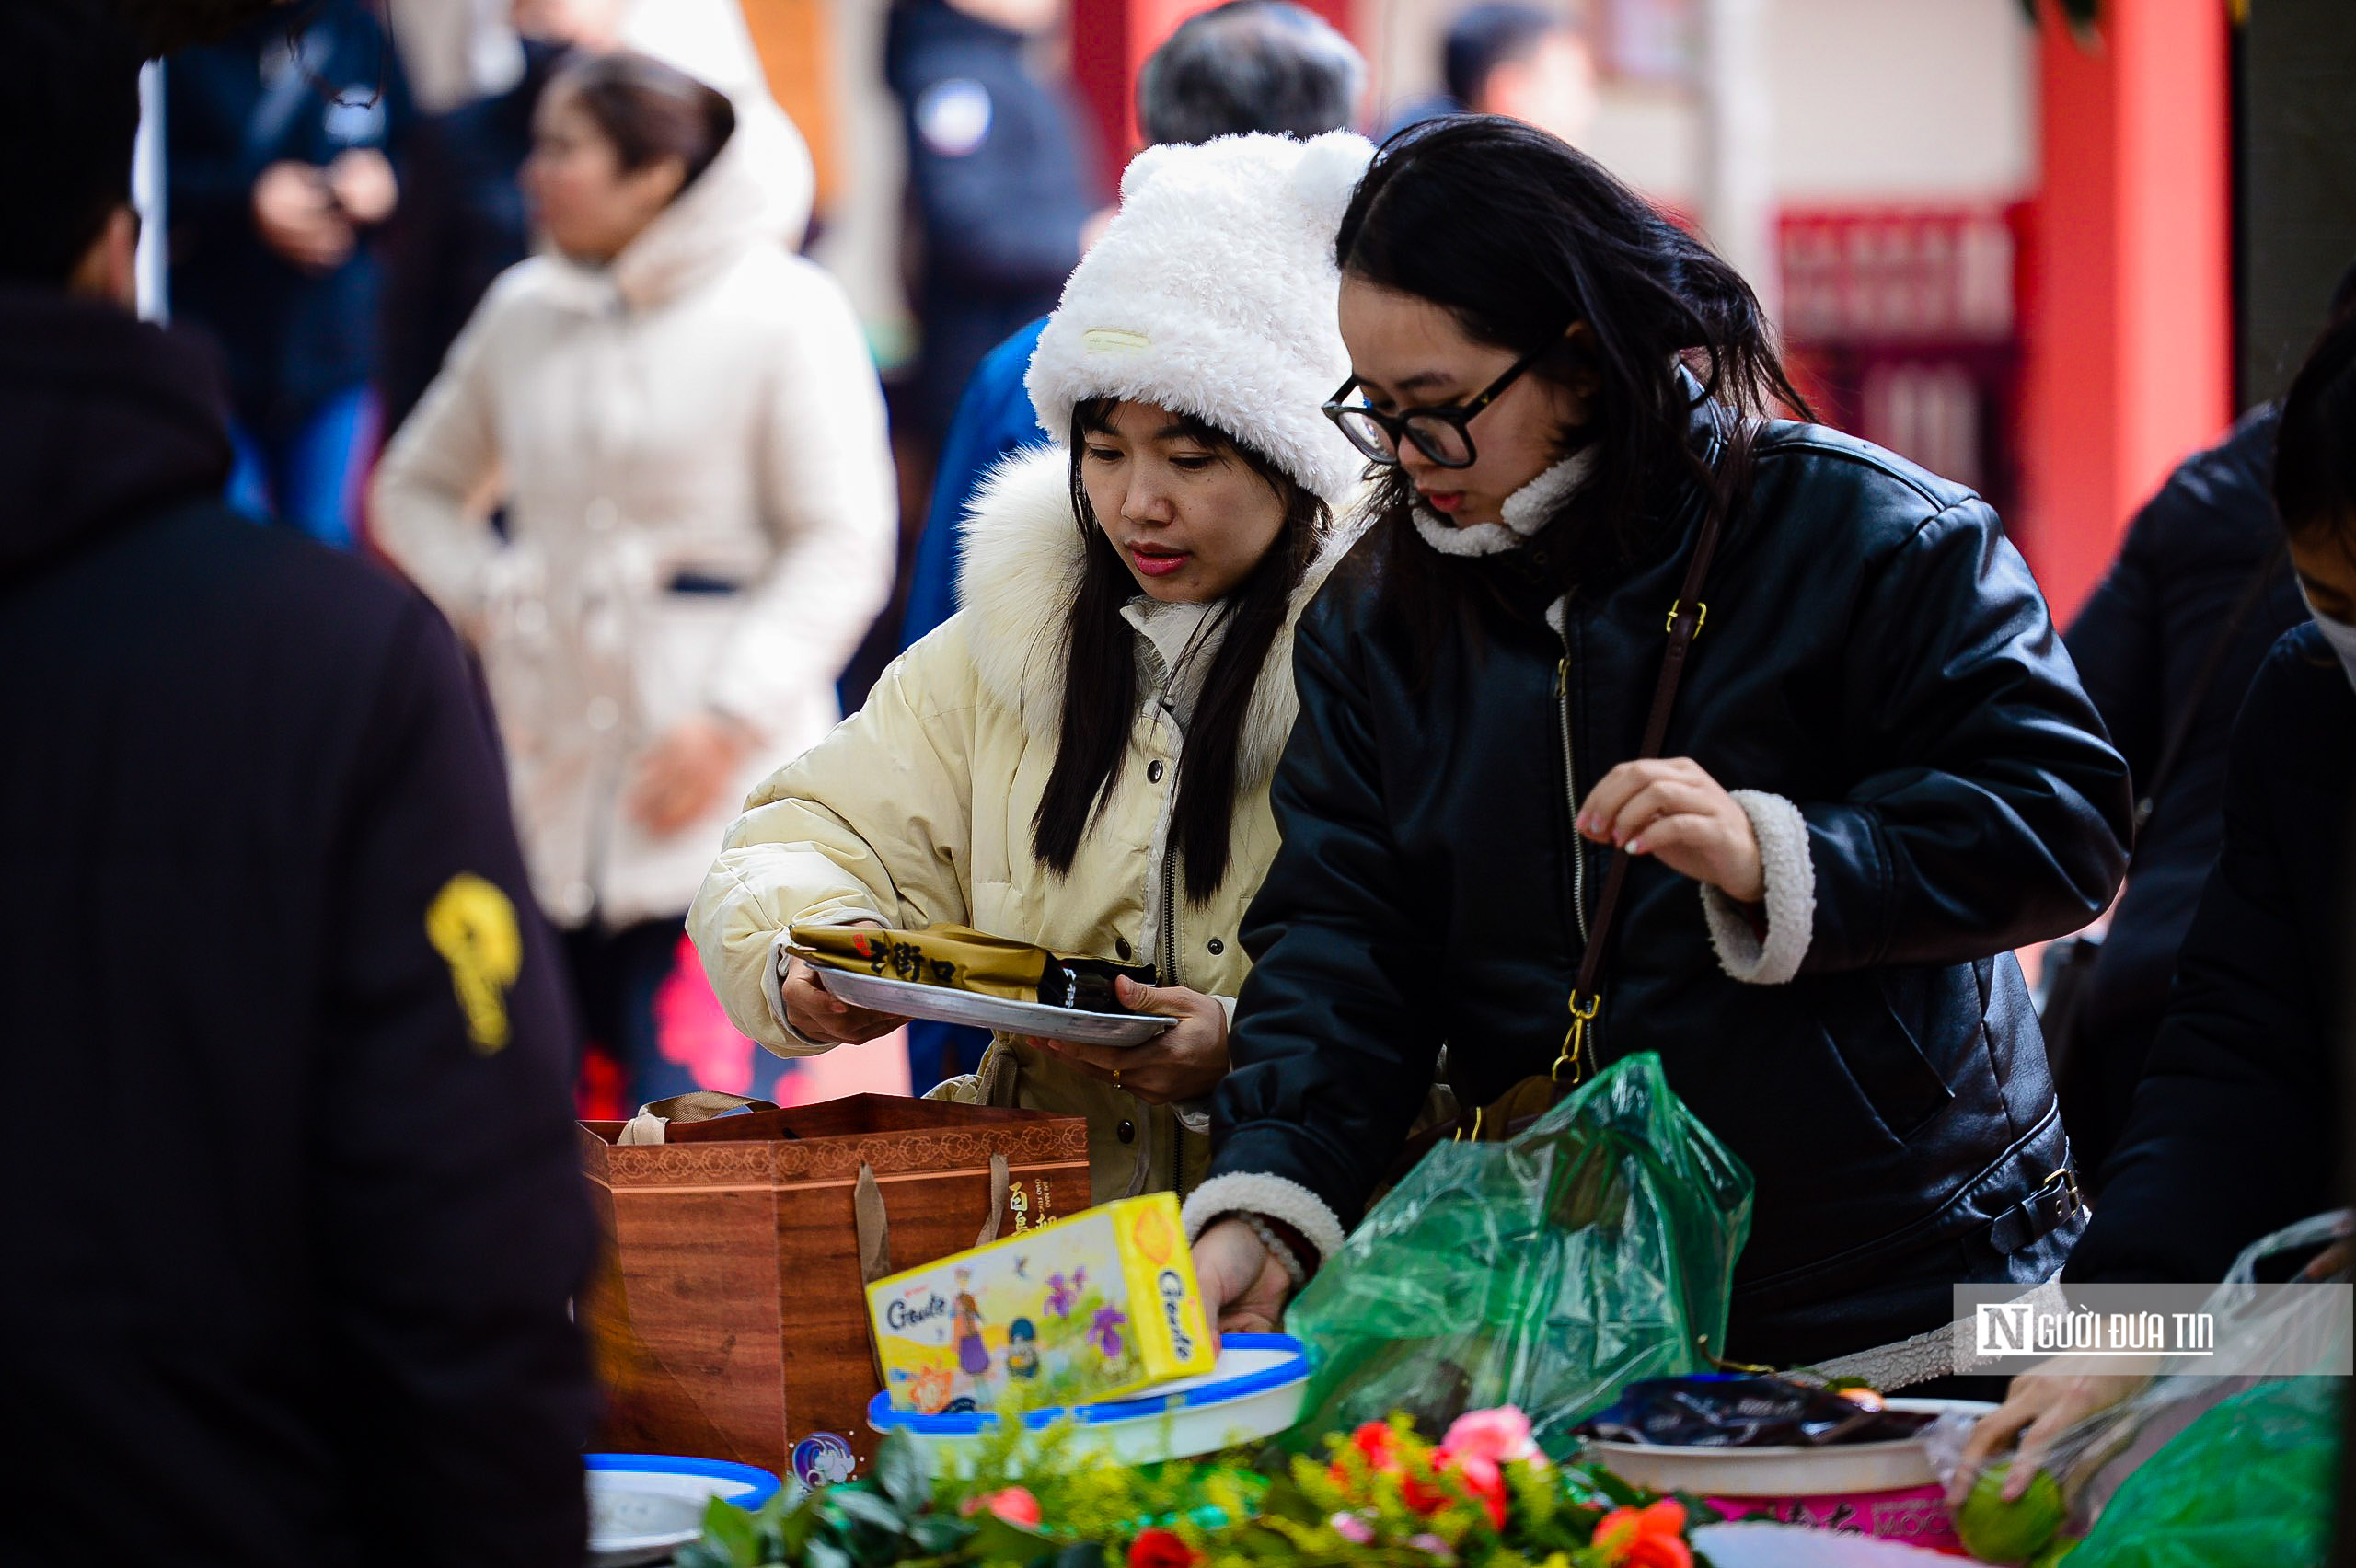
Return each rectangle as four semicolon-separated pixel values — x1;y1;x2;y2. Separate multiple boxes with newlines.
1334;116;1808;634
1030;398;1328;905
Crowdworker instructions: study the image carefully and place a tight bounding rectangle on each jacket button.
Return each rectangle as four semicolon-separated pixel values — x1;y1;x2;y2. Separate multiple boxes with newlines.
585;498;618;532
1147;759;1165;783
585;696;620;732
1207;938;1224;955
1115;937;1132;959
1116;1119;1136;1143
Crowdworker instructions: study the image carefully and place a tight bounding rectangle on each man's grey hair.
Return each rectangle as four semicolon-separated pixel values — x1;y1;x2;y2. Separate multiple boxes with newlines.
1137;0;1366;148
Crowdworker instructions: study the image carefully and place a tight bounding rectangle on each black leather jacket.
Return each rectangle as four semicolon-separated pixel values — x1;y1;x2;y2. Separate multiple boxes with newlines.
1207;413;2133;1365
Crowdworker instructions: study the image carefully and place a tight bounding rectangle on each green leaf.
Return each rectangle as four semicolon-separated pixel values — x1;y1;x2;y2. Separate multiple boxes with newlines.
699;1496;761;1567
805;1537;855;1568
873;1431;932;1514
968;1510;1060;1564
826;1487;908;1534
908;1514;977;1554
1050;1545;1106;1568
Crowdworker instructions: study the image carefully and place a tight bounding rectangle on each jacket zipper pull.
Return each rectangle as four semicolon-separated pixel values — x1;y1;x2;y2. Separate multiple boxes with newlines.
1554;656;1567;698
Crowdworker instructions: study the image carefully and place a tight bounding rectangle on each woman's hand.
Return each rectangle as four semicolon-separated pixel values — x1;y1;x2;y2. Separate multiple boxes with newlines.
626;711;756;836
1194;1217;1291;1333
780;920;907;1045
1030;977;1229;1103
326;146;398;226
1949;1362;2150;1505
1577;757;1764;904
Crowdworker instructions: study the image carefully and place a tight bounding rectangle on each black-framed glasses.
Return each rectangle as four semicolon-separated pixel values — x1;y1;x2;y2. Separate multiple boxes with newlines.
1321;338;1555;469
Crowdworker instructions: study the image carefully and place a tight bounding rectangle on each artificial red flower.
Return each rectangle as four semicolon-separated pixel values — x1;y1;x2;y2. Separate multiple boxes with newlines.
1128;1527;1201;1568
1351;1420;1403;1470
1399;1450;1507;1529
960;1487;1043;1528
1441;1406;1539;1464
1450;1453;1508;1530
1592;1499;1691;1568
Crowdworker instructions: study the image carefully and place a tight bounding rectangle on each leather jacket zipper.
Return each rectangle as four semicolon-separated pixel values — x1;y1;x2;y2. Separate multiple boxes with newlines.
1555;651;1589;943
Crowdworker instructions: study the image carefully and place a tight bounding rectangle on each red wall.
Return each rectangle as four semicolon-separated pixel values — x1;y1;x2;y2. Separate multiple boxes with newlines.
1069;0;1356;166
2017;0;2234;626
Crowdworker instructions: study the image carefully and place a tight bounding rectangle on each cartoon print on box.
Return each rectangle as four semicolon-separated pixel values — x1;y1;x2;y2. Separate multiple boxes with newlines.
1006;1318;1040;1379
868;1193;1213;1414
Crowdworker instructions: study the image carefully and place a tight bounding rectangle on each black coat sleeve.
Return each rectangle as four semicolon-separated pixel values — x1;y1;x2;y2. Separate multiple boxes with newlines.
1207;592;1445;1242
2063;501;2166;790
317;597;594;1567
1799;498;2132;973
2065;639;2339;1284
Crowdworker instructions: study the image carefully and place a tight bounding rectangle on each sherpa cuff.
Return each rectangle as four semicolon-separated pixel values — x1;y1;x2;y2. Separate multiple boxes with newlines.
1182;1171;1348;1266
1700;790;1816;985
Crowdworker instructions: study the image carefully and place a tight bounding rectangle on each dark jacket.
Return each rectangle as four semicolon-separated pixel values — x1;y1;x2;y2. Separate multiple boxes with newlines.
2058;407;2309;1182
0;289;593;1566
2067;625;2355;1284
884;0;1094;439
1210;414;2132;1366
164;0;410;436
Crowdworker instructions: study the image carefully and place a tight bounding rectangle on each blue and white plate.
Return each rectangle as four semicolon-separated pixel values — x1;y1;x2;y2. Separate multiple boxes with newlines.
868;1333;1311;1471
586;1454;783;1567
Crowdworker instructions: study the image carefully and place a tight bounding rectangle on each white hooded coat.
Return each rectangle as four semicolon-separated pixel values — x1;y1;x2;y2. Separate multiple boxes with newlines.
373;103;895;931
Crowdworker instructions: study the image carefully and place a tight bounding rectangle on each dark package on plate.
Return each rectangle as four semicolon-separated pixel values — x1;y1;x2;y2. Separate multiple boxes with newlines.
1579;1374;1934;1448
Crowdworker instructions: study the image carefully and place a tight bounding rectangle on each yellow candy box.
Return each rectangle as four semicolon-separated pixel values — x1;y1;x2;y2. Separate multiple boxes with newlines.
867;1193;1215;1414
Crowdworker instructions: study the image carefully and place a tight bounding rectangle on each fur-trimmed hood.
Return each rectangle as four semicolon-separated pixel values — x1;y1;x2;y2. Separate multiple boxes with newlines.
955;444;1363;789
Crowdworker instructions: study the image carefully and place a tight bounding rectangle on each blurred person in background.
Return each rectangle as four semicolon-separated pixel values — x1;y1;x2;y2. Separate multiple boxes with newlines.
1960;296;2356;1486
886;0;1102;457
374;52;895;1110
1385;2;1596;144
1;3;593;1561
378;0;817;435
889;0;1365;1090
2048;269;2356;1189
166;0;411;548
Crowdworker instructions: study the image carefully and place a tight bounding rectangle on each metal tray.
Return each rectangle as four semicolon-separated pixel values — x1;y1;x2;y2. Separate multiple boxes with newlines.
814;966;1173;1046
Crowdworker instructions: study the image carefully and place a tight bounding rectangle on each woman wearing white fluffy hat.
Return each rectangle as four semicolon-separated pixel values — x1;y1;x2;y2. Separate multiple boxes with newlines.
690;131;1374;1200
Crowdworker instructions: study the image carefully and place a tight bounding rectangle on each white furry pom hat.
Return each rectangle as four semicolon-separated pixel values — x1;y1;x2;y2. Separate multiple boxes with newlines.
1024;131;1375;511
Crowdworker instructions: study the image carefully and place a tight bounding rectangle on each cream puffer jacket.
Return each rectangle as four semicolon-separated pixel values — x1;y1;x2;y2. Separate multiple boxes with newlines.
690;447;1358;1201
373;105;895;931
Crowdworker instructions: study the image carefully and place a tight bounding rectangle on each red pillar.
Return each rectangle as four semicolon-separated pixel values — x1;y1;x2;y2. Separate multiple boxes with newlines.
1069;0;1356;166
2017;0;2233;625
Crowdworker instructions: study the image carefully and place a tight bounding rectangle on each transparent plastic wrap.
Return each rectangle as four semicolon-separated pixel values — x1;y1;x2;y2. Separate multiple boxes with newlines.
1940;1210;2352;1566
1282;1053;1755;1458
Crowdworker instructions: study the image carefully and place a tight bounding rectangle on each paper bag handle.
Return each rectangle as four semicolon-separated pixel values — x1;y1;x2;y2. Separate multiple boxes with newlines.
616;1090;781;1146
854;1152;1011;1286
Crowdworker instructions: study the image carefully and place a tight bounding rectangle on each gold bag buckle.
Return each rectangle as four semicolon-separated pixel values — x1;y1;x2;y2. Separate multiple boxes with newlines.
1553;991;1600;1085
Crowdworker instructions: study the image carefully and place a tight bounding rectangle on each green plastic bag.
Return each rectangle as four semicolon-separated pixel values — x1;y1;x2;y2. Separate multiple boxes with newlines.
1284;1053;1753;1457
2065;1377;2339;1568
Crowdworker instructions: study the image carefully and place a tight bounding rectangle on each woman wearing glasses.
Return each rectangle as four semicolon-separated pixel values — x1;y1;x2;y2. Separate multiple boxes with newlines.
690;133;1374;1201
1184;119;2134;1375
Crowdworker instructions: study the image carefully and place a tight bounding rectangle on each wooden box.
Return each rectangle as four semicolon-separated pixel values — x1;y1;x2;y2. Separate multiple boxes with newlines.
580;1094;1091;1482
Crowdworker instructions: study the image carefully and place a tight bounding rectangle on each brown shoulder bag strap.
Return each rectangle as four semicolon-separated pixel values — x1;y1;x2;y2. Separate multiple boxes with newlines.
1555;502;1727;1084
